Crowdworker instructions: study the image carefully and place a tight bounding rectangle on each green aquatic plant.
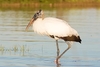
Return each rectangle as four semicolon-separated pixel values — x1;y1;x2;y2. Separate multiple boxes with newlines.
0;45;29;56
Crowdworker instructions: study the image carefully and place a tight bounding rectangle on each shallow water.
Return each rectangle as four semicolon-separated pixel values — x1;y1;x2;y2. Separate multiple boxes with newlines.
0;8;100;67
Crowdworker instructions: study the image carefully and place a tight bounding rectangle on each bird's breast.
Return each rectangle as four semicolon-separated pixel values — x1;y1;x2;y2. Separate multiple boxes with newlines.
32;18;48;35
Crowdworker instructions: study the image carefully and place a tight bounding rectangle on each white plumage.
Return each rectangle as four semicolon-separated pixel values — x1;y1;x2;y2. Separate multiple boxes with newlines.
26;10;81;64
33;17;79;37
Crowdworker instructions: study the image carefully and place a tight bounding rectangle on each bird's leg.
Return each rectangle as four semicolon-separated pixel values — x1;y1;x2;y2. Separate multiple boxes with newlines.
56;40;60;57
56;42;72;63
55;40;60;64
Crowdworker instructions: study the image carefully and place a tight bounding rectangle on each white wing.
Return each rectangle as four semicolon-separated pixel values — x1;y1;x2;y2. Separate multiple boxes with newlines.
43;17;78;37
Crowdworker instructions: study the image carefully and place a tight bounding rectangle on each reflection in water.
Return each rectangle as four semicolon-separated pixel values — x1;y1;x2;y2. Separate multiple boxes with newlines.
56;64;61;67
0;8;100;67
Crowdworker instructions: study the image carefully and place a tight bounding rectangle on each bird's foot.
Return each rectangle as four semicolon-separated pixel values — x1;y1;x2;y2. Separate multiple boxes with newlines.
55;59;61;65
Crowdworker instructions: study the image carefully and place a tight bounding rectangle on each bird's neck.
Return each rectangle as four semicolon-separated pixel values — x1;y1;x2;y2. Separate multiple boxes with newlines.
35;18;43;23
38;17;44;21
42;14;44;20
42;17;44;20
37;18;44;20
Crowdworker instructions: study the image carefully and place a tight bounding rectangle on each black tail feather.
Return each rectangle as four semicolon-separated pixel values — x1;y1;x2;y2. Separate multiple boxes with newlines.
59;35;82;43
49;35;82;43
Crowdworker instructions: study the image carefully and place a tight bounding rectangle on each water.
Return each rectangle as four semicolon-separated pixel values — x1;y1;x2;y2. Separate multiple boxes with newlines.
0;8;100;67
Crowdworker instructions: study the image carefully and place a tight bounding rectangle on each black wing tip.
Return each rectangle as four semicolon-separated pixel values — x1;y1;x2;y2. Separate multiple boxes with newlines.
78;36;82;44
49;35;82;44
79;39;82;44
57;35;82;43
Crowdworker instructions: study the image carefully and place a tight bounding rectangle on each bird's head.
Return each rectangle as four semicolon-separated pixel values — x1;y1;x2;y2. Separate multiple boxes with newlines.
33;9;44;20
26;9;44;31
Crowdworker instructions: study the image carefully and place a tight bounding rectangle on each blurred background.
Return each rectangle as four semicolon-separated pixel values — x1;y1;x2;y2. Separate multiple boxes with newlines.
0;0;100;67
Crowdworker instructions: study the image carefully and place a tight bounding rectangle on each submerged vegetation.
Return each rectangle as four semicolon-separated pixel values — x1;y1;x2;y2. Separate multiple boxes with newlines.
0;45;29;56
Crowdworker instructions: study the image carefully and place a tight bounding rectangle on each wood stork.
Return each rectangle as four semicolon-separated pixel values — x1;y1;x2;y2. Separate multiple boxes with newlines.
26;9;81;64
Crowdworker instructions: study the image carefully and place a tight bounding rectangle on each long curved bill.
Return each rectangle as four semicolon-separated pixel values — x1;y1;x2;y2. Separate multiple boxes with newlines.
25;18;34;31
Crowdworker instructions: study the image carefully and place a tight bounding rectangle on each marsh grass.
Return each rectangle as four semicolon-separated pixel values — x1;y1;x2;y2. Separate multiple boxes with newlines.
0;45;29;56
